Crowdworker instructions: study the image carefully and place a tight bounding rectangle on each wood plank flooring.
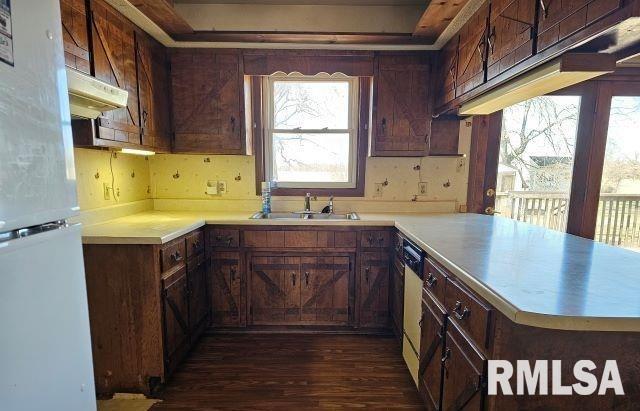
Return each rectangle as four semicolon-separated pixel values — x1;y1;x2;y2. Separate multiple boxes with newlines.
152;334;425;410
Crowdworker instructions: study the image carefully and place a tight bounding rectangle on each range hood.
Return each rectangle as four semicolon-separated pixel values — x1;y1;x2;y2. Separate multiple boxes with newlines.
66;68;128;119
459;53;616;116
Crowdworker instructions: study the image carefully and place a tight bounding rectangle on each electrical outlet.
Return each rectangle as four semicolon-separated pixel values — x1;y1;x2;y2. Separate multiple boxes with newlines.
419;182;427;195
218;180;227;194
103;183;111;200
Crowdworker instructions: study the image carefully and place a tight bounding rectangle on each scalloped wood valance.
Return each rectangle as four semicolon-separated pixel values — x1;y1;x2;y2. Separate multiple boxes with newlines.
242;50;374;77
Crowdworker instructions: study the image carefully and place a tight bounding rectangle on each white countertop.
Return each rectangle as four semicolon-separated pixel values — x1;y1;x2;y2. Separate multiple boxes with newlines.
81;211;640;332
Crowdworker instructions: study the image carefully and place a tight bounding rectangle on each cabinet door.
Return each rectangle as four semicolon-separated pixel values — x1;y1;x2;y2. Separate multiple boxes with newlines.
359;252;390;328
389;261;404;339
171;49;245;154
419;295;446;411
210;252;243;327
162;268;190;373
372;54;432;157
300;256;351;325
135;31;172;152
434;36;459;109
486;0;535;80
187;255;209;335
250;256;301;324
89;0;141;145
456;1;489;98
60;0;90;74
441;322;485;411
537;0;620;52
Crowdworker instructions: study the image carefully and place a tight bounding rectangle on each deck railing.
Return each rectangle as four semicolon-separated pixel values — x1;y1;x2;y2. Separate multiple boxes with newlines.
496;192;640;249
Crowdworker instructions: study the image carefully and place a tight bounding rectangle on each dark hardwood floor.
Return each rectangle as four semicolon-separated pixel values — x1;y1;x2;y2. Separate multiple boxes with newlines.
152;333;425;410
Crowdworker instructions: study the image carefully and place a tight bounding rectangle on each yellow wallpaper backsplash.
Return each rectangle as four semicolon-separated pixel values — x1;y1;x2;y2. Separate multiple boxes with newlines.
74;148;151;210
73;120;471;213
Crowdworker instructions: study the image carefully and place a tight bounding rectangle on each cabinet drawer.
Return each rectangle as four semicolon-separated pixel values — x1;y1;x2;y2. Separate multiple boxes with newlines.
210;229;239;248
423;259;447;307
186;230;204;257
161;238;187;272
360;230;390;248
445;278;492;349
244;230;357;249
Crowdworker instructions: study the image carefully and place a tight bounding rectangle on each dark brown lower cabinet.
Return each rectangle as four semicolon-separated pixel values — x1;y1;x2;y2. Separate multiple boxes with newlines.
187;254;209;336
162;267;190;374
359;251;390;328
419;294;447;410
441;320;486;411
249;255;352;326
210;252;243;327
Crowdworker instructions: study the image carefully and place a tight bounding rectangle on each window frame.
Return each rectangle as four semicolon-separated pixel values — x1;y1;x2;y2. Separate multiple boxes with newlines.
252;75;369;197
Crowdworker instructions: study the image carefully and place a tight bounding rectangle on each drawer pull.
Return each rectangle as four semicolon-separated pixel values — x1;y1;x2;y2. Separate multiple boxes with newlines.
367;235;374;245
170;251;183;262
452;300;470;320
425;273;437;288
304;271;310;286
192;240;201;249
291;272;296;286
365;267;370;283
377;236;384;245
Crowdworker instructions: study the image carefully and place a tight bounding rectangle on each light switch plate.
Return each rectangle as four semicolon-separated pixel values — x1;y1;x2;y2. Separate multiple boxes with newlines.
206;180;218;195
103;183;111;200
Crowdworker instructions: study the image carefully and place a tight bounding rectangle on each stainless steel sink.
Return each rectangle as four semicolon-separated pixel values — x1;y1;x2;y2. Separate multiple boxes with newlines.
250;211;360;221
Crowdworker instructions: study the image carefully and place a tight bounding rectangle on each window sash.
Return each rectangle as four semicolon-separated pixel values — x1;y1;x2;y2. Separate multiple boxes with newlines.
263;74;359;189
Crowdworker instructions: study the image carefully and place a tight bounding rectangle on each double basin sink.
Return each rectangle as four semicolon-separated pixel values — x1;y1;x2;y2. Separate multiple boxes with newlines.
250;211;360;221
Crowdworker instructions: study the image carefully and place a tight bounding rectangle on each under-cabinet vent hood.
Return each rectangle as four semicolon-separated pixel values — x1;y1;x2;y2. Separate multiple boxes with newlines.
459;53;616;116
66;68;128;119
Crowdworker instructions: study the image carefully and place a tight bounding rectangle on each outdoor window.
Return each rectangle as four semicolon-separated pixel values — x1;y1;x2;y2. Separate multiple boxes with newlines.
495;95;581;231
595;95;640;252
263;74;360;190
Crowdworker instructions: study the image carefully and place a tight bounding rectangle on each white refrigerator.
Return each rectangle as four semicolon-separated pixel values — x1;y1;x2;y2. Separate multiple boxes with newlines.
0;0;97;410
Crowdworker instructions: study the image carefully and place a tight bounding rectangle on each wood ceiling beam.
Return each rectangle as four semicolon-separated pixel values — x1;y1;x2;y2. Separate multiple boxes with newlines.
129;0;193;35
173;31;433;45
413;0;471;41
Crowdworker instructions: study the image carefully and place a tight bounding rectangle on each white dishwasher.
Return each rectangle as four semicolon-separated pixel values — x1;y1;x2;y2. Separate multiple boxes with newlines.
402;239;425;387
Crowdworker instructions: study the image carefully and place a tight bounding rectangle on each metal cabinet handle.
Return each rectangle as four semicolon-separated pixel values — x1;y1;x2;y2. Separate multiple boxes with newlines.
377;236;384;245
442;348;451;364
418;313;424;327
425;273;437;288
231;116;236;132
292;272;296;286
367;235;374;245
142;110;148;128
365;267;370;283
171;251;183;262
304;271;310;286
192;240;201;249
452;300;470;320
230;267;236;282
540;0;549;18
381;118;386;134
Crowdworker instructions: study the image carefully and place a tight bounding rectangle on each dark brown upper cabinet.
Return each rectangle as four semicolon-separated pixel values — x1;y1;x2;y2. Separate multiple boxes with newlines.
60;0;90;74
433;36;459;110
486;0;536;81
537;0;621;52
88;0;141;145
170;49;249;155
371;53;433;157
456;1;489;98
135;31;172;152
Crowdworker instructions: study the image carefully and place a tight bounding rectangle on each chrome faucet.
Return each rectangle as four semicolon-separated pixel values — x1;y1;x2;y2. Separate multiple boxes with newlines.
304;193;312;213
328;196;334;214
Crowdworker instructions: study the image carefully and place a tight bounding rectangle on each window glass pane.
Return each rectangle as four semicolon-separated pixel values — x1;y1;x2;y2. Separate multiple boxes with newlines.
273;81;349;129
495;95;581;231
595;96;640;252
272;133;350;183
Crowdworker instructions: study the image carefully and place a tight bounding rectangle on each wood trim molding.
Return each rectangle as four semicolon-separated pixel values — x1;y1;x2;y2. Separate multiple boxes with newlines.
466;112;503;214
173;31;433;46
413;0;472;42
253;77;370;197
129;0;193;35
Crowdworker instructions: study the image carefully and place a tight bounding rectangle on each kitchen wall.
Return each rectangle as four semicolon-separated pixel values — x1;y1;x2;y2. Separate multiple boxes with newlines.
72;120;472;217
73;148;152;222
